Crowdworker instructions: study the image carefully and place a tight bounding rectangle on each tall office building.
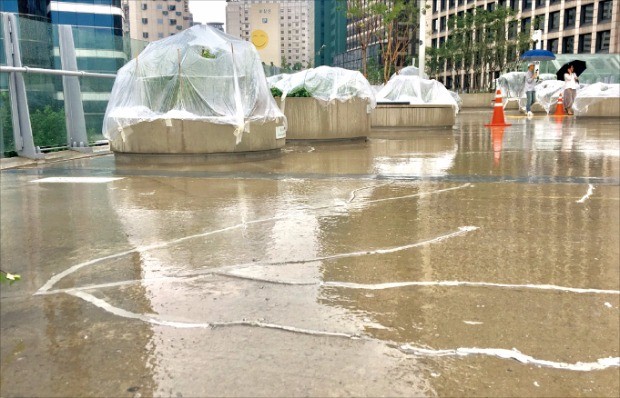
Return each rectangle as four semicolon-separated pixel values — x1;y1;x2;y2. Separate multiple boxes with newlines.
123;0;193;42
226;0;314;68
314;0;347;66
428;0;620;90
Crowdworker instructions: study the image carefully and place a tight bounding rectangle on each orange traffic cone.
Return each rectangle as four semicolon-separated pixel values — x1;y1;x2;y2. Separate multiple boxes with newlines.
554;93;565;116
485;89;511;127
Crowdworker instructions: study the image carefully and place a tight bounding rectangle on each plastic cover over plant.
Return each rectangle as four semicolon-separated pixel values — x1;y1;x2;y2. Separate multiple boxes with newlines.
271;66;377;112
573;83;620;114
376;75;459;113
103;25;284;143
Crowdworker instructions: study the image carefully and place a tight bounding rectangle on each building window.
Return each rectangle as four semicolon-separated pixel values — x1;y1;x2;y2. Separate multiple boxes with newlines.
169;19;177;25
549;0;559;4
487;2;494;11
156;4;162;10
534;15;545;30
548;11;560;31
521;17;531;32
578;33;592;53
508;21;517;38
142;18;148;24
158;33;164;38
141;3;147;11
176;25;182;31
162;10;168;15
168;5;176;11
440;16;446;31
564;8;576;28
562;36;574;53
176;11;181;16
596;30;610;53
432;18;438;33
547;38;558;52
522;0;532;10
580;4;594;25
535;0;545;8
598;1;613;22
142;32;148;39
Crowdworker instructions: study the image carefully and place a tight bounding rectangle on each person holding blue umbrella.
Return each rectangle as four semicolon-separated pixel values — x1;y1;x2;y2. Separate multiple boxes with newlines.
525;63;539;117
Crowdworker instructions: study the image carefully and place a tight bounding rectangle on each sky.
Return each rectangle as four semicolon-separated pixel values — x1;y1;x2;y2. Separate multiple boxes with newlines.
189;0;227;27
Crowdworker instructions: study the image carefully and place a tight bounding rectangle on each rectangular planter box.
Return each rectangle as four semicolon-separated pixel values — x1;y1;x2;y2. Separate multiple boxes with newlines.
370;104;456;128
110;117;286;154
460;93;495;108
575;98;620;117
279;97;370;140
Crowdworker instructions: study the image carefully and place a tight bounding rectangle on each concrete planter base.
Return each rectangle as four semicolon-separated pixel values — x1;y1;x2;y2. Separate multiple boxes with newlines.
370;104;455;128
460;93;495;108
109;118;286;154
575;98;620;117
280;97;370;140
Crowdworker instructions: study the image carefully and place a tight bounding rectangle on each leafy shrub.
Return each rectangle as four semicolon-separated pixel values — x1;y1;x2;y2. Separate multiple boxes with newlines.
287;87;312;98
270;87;283;97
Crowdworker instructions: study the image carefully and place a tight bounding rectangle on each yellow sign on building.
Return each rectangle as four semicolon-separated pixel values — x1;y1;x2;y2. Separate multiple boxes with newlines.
249;3;280;67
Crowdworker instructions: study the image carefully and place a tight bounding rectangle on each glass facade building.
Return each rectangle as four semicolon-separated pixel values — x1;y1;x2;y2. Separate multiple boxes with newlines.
314;0;347;67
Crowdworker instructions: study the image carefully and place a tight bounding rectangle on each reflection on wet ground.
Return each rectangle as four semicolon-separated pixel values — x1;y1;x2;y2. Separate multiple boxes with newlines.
1;111;619;397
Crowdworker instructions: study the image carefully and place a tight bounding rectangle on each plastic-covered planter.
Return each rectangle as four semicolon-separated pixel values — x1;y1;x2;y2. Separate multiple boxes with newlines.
271;67;375;140
103;25;286;154
372;75;458;128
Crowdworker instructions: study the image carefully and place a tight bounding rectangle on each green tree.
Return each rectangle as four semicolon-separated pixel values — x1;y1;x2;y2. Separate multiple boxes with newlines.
374;0;419;83
346;0;382;77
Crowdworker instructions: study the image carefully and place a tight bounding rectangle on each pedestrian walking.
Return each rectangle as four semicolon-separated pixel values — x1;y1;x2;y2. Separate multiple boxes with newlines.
563;64;579;115
525;63;538;117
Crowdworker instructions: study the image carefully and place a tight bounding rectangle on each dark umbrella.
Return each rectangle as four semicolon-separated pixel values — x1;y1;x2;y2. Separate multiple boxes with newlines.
556;60;587;81
520;49;556;61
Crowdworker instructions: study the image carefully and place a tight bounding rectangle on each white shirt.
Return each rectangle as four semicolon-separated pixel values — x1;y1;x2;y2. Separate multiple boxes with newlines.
564;72;579;90
525;70;537;91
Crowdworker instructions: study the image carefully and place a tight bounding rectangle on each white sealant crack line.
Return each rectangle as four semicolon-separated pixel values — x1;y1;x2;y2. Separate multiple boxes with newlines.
398;344;620;372
36;183;472;294
321;280;620;295
576;184;595;203
67;291;620;372
38;225;477;295
69;290;357;339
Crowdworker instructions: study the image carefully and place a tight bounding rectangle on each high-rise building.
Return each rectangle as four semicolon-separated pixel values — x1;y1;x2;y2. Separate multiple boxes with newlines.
123;0;193;42
314;0;347;66
226;0;314;68
428;0;620;90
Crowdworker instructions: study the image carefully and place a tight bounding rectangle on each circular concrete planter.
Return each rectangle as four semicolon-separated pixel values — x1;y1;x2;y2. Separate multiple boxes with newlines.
109;117;286;154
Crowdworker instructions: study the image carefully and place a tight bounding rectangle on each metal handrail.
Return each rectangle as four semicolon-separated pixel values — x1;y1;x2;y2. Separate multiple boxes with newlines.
0;65;116;79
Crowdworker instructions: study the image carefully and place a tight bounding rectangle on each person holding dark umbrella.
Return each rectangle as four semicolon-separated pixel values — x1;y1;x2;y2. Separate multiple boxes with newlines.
557;60;587;115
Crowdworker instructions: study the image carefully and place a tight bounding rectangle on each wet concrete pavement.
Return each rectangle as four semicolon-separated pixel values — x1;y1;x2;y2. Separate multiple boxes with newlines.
1;110;619;397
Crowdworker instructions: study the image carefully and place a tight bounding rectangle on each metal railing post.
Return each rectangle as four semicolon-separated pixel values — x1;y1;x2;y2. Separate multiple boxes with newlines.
58;25;91;153
2;13;43;159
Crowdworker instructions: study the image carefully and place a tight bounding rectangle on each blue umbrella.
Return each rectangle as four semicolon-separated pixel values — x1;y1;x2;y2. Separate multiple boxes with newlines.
520;49;556;61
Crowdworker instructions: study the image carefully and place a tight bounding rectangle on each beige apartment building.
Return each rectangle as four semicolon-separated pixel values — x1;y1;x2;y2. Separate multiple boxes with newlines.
428;0;619;90
226;0;314;68
124;0;193;41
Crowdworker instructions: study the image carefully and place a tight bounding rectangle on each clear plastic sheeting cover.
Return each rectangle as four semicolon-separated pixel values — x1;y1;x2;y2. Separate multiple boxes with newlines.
266;73;288;87
497;72;526;102
398;66;419;76
273;66;376;111
376;75;459;112
535;80;565;113
103;25;284;143
573;83;620;113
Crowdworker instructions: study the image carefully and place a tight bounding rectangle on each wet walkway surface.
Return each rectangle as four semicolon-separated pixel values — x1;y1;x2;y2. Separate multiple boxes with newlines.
1;110;619;397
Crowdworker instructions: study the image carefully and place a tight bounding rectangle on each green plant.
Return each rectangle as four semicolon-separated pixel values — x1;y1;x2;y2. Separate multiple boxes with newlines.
201;48;217;59
29;105;67;148
287;87;312;98
270;87;283;97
